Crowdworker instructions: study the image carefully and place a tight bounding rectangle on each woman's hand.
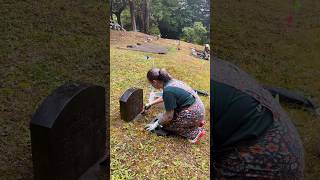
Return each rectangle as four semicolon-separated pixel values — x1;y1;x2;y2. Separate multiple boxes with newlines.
144;103;152;110
144;119;160;132
141;103;152;115
141;97;164;114
145;113;165;132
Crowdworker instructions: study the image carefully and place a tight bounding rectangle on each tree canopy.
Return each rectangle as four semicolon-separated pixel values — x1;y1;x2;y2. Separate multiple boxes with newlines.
111;0;210;44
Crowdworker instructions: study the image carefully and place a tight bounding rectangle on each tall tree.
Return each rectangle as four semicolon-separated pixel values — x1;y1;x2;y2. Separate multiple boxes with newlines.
149;0;209;39
143;0;150;33
116;0;209;39
134;0;145;33
132;0;149;33
128;0;137;31
111;0;127;26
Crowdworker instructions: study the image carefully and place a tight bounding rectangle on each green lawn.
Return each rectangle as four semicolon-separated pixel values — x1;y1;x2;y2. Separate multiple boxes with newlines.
110;31;210;179
0;1;108;179
212;0;320;179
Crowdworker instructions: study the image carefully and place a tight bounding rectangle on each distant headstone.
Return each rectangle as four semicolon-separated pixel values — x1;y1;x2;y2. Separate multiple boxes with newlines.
30;82;107;180
119;88;143;122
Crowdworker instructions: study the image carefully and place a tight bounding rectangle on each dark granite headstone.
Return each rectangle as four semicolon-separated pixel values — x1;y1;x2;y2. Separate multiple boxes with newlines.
30;82;106;180
119;88;143;122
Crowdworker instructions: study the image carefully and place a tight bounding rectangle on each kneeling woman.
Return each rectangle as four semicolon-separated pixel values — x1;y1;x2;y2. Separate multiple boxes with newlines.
144;68;206;143
212;58;304;179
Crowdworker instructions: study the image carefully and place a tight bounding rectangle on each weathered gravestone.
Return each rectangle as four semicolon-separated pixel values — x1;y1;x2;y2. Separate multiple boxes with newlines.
30;82;107;180
119;88;143;122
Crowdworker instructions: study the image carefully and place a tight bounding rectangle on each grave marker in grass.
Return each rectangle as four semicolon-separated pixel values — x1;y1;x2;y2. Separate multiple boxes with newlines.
119;87;143;122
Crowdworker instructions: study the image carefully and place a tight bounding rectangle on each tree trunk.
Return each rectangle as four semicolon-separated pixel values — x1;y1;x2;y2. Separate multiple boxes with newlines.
129;0;137;31
136;14;141;32
144;0;150;34
110;0;113;20
111;0;127;27
139;11;145;33
115;12;122;27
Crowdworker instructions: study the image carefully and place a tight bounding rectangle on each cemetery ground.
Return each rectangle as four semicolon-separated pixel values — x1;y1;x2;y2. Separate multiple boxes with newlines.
0;1;107;179
213;1;320;179
110;30;210;179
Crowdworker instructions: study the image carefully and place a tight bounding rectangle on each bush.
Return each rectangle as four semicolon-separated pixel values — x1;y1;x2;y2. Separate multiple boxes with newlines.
182;22;208;45
120;8;131;30
149;25;161;35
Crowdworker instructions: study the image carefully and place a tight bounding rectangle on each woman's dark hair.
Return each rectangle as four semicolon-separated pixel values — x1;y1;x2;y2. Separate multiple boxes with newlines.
147;68;172;83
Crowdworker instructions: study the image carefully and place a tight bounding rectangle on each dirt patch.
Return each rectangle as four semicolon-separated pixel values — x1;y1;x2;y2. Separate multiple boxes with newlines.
120;43;168;54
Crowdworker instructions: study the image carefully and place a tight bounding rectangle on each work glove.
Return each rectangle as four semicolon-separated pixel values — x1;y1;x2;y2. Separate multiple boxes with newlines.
144;113;164;132
141;103;152;115
144;119;160;132
144;103;152;111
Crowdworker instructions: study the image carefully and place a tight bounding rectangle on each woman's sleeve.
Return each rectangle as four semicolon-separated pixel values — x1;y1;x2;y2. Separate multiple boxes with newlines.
163;91;177;111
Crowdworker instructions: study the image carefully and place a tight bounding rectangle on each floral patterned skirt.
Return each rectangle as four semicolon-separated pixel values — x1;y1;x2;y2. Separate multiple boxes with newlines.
163;97;205;139
214;116;304;179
